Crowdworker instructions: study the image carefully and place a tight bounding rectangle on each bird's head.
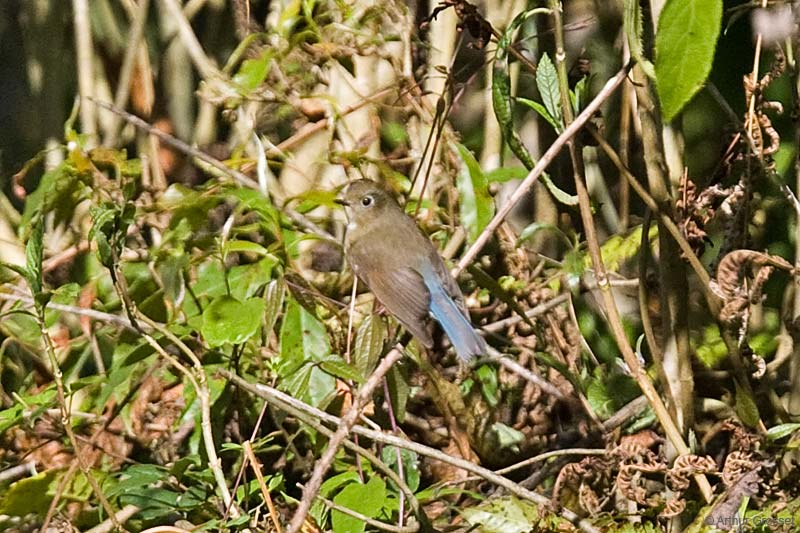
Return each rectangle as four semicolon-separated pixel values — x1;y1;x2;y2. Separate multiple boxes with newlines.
335;179;397;228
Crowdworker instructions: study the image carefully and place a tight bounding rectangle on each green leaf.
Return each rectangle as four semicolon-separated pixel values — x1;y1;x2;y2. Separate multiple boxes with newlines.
491;422;524;451
280;297;330;364
201;295;265;347
352;313;385;377
485;167;528;183
516;97;559;132
535;53;563;132
623;0;656;79
655;0;722;121
331;476;386;533
263;278;286;335
491;8;576;207
311;472;362;526
381;447;420;492
455;143;495;244
462;496;545;533
386;364;409;423
766;423;800;441
319;358;364;384
476;364;499;407
223;240;272;258
0;470;58;516
25;215;44;297
233;50;273;92
279;297;335;406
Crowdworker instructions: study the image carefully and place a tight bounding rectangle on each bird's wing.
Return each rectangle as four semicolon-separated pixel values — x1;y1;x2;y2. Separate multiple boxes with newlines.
360;265;434;348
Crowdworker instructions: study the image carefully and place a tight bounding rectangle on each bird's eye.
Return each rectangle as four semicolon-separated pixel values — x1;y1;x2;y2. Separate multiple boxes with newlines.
361;196;373;207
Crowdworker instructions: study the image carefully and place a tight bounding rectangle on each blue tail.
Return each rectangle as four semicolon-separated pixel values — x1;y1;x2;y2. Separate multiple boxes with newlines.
423;275;486;362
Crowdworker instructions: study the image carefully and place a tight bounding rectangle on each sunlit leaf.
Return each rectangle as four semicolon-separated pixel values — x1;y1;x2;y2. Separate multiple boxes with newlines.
202;295;265;347
655;0;722;121
331;476;386;533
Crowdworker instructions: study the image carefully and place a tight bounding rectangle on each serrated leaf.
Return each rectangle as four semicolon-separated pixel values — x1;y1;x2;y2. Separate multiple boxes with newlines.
655;0;722;121
201;295;265;346
455;143;495;244
279;297;335;406
331;476;386;533
535;53;563;131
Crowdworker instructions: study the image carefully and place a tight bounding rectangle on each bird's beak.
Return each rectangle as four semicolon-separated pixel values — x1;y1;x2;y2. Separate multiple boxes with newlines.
334;198;350;206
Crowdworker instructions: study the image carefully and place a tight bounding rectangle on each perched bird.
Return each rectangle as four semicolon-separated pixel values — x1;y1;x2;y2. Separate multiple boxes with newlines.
337;179;487;362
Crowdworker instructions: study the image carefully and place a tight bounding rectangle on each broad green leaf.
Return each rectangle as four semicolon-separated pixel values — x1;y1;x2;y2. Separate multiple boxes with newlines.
655;0;722;121
353;313;386;377
201;295;265;347
476;364;499;407
280;297;330;364
535;53;562;131
311;472;362;526
455;143;494;244
0;470;58;516
331;476;386;533
279;297;335;406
